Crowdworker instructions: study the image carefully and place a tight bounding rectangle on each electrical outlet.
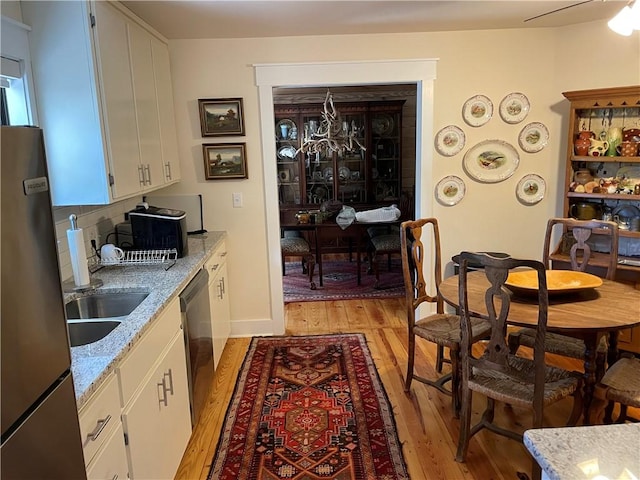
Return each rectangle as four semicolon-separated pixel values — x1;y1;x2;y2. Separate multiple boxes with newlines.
85;226;98;251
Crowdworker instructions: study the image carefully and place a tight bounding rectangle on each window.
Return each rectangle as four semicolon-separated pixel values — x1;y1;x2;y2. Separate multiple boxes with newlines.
1;56;30;126
1;16;36;126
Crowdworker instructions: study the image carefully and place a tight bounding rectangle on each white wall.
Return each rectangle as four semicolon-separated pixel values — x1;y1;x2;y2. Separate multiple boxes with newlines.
157;21;640;335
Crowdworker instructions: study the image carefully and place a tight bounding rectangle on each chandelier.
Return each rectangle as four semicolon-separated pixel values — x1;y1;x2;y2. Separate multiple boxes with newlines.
297;90;366;158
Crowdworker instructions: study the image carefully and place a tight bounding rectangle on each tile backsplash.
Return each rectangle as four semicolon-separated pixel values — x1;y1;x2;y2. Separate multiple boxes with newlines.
54;198;141;282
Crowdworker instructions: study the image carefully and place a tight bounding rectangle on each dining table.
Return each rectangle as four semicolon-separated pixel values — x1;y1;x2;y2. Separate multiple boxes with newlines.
438;271;640;424
280;212;400;287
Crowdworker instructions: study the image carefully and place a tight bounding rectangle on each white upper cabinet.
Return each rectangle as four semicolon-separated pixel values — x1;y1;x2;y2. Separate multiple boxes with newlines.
22;1;180;206
151;37;181;185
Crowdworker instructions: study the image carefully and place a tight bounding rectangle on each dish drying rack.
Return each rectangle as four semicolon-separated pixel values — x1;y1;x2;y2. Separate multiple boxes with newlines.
89;248;178;271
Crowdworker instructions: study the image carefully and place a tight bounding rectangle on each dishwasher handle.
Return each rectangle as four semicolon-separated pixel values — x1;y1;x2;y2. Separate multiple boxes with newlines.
179;268;209;312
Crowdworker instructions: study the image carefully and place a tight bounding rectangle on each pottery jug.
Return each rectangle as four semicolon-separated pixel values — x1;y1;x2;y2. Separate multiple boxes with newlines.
617;141;639;157
623;128;640;142
574;130;594;156
574;169;593;185
569;202;602;220
588;138;609;157
606;127;623;156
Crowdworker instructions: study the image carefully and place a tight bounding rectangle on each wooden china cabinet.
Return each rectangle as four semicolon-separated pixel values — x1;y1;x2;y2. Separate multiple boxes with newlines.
560;86;640;353
275;100;405;254
275;100;404;212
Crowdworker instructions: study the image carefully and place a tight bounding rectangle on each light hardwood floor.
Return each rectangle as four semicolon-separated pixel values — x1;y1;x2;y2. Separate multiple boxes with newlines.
175;298;632;480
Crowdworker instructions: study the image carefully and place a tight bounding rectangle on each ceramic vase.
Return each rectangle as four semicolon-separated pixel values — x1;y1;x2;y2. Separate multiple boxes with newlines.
574;130;594;156
606;127;623;156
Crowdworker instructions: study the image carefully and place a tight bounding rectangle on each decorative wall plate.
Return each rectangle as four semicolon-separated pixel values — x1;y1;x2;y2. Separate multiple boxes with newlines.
372;113;394;135
338;166;351;181
499;92;530;124
518;122;549;153
462;95;493;127
435;125;466;156
277;145;297;161
276;118;296;140
516;174;546;205
463;139;520;183
435;175;466;206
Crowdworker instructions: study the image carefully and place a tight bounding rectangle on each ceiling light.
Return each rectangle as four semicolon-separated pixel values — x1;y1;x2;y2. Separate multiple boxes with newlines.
297;90;365;159
608;0;640;36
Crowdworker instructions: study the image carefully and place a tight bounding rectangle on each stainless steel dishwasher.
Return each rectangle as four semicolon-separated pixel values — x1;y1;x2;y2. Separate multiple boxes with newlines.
179;268;214;426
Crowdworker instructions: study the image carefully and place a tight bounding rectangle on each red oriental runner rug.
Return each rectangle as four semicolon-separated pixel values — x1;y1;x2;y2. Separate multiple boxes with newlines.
208;334;409;480
283;260;405;303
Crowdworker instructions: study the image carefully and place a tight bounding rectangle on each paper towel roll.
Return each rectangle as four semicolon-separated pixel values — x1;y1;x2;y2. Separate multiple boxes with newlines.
67;228;91;287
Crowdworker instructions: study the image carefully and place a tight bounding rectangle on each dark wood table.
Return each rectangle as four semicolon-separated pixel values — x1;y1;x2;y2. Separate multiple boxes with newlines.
280;214;400;287
438;271;640;424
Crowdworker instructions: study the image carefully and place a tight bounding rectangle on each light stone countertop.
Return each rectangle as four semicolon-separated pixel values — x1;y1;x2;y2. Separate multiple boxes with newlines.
524;423;640;480
68;232;226;410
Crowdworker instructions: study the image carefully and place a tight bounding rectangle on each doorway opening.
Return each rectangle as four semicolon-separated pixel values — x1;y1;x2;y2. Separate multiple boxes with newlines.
274;84;417;303
255;59;437;334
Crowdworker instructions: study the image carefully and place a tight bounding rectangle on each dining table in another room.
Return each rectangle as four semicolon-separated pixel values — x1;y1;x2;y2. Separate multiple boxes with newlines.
438;270;640;424
280;210;400;287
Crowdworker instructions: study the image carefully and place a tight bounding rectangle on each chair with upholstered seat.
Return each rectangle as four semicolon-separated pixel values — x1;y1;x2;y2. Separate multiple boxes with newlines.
366;191;413;288
400;219;491;417
455;252;583;479
507;218;619;379
592;354;640;424
281;232;316;290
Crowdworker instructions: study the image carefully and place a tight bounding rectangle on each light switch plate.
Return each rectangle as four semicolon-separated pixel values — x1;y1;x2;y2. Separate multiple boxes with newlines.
232;192;243;208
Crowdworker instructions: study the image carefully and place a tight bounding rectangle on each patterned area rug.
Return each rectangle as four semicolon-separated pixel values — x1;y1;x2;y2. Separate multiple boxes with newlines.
208;334;409;480
283;259;405;303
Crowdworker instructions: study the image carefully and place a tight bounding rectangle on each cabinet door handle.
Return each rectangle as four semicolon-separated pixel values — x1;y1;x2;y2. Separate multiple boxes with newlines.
221;276;226;295
217;280;224;300
158;381;168;407
144;164;152;185
87;414;111;442
138;165;145;186
165;162;172;181
210;263;220;272
220;252;227;257
164;369;174;396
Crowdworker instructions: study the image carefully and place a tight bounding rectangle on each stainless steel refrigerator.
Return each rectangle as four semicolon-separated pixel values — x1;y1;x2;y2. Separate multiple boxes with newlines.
1;126;87;479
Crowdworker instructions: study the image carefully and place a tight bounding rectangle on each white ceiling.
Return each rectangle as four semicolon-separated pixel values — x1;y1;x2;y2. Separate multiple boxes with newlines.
121;0;626;40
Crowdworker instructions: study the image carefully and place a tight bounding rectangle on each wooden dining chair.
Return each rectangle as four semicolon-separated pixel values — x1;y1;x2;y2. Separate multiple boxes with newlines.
280;232;316;290
400;219;491;417
591;354;640;424
507;218;619;378
366;190;414;288
455;252;583;479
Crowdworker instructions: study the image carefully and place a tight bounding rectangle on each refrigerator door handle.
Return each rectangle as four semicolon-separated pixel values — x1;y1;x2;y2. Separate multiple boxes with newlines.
87;414;112;442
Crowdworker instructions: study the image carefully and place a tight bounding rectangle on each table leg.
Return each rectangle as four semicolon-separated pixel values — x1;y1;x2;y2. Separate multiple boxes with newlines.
581;331;605;425
607;331;619;369
314;228;323;287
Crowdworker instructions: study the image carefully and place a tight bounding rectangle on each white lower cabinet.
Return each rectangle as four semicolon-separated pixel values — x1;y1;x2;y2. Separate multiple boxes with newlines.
78;373;129;480
121;331;192;479
204;242;231;369
86;423;129;480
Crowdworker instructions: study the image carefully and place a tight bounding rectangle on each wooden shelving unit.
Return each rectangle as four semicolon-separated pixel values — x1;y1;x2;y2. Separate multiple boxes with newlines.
561;86;640;353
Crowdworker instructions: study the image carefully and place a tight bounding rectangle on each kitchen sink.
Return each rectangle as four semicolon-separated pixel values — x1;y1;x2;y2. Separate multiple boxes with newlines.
65;292;149;320
67;320;121;347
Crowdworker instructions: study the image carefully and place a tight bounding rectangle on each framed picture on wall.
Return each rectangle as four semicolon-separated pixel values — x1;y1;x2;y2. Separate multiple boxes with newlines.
198;98;245;136
203;143;248;180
